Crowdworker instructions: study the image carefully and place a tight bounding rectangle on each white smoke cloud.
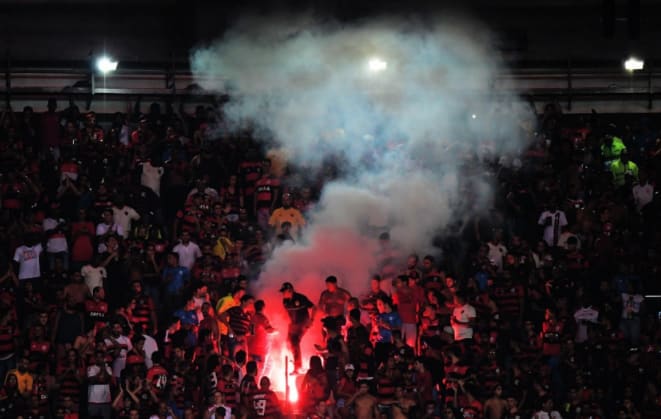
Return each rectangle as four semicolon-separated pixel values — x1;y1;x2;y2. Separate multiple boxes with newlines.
191;14;532;298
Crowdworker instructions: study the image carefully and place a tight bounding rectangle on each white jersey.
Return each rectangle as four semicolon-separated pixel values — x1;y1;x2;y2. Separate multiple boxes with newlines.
538;210;568;247
13;244;43;280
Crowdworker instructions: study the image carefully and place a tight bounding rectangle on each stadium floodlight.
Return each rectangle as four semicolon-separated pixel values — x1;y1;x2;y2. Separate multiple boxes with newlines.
367;57;388;73
471;114;477;120
624;57;644;71
96;56;118;74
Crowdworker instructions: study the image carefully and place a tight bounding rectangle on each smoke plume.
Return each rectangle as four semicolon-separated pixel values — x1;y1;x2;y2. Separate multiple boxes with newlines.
191;13;531;378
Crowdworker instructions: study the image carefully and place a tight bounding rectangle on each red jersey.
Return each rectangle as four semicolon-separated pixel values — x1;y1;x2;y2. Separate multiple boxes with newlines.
239;161;262;196
254;177;280;207
251;390;281;418
29;340;51;371
71;222;95;262
0;324;18;359
492;284;524;319
217;378;239;409
392;286;420;324
176;205;203;232
84;299;109;329
221;266;241;282
247;312;274;357
147;365;169;394
541;321;563;356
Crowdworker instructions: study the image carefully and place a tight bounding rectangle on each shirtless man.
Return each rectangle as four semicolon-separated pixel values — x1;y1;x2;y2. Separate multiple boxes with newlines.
346;381;378;419
63;271;90;306
389;385;416;419
484;384;508;419
308;399;332;419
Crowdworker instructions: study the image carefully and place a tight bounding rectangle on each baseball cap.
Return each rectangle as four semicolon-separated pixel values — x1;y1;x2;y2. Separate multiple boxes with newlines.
344;364;355;371
279;282;294;292
325;276;338;283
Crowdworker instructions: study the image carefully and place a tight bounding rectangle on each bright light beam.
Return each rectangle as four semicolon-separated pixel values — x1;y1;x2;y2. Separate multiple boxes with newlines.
96;56;118;74
624;57;644;72
367;57;388;73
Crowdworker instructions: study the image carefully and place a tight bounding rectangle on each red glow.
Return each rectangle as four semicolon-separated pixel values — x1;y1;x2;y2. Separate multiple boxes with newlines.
288;378;299;403
255;227;375;407
259;289;325;406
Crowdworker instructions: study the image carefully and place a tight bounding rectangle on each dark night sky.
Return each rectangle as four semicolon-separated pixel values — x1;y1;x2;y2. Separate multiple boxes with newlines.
0;0;658;69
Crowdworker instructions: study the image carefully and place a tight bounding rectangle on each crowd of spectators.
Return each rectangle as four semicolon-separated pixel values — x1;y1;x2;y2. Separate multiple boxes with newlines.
0;98;659;419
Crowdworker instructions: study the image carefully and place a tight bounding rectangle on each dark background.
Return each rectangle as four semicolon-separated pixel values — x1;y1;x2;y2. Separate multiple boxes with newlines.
0;0;657;71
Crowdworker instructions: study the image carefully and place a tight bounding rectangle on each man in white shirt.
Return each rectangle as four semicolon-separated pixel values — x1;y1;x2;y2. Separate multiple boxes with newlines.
172;231;202;270
104;321;133;378
186;177;219;203
573;301;599;343
451;293;476;343
557;225;581;250
538;201;568;247
632;171;654;212
620;284;644;346
142;334;159;369
532;398;563;419
81;263;107;295
206;391;232;419
140;160;165;196
43;210;69;270
112;197;140;239
486;229;507;272
87;350;113;419
13;237;43;281
96;209;123;253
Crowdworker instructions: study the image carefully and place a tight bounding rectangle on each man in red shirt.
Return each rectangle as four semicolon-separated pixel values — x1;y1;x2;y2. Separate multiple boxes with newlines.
392;275;421;351
84;287;108;331
146;352;169;396
247;300;274;374
413;357;434;403
250;377;282;418
253;159;280;232
216;364;239;411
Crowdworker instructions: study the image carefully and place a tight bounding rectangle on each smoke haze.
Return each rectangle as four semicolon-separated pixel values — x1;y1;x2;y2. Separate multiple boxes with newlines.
190;12;531;321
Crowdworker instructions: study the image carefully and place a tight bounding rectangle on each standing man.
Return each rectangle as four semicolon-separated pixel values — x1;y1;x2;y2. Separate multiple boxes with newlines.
104;321;132;378
279;282;316;374
610;150;639;189
538;200;568;248
269;193;306;238
87;350;113;419
172;231;202;271
450;292;476;356
248;300;275;377
222;294;254;358
318;276;351;324
254;159;280;232
250;377;282;419
392;275;421;351
111;195;140;239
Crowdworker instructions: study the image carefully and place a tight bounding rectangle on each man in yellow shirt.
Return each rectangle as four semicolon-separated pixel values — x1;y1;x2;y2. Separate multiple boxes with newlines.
601;134;626;163
269;193;306;237
215;287;245;333
610;151;639;188
8;357;33;398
